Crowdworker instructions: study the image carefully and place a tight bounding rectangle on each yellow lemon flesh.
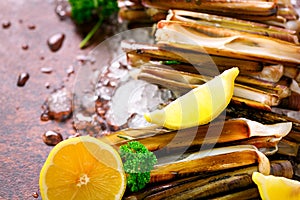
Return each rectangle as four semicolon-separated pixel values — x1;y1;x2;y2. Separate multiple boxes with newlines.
144;67;239;130
252;172;300;200
39;136;126;200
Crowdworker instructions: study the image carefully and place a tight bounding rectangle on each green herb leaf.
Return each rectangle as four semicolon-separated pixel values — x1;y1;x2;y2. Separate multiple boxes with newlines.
119;141;157;192
68;0;119;48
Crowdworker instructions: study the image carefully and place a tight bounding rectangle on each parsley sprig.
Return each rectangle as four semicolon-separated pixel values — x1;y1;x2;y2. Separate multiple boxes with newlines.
68;0;119;48
119;141;157;192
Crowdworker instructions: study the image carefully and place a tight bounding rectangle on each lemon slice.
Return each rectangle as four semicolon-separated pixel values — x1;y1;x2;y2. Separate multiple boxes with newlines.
144;67;239;130
39;136;126;200
252;172;300;200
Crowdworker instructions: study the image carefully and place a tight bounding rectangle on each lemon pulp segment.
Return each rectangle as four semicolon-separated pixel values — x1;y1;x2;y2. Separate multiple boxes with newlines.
144;67;239;129
252;172;300;200
39;136;126;200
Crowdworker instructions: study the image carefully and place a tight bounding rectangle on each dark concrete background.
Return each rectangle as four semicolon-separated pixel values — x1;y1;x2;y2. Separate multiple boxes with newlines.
0;0;103;199
1;1;299;199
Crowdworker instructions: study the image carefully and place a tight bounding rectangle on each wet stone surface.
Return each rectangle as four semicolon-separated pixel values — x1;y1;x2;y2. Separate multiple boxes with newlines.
0;0;98;198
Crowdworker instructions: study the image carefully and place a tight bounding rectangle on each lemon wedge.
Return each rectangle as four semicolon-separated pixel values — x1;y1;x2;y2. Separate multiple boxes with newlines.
252;172;300;200
144;67;239;130
39;136;126;200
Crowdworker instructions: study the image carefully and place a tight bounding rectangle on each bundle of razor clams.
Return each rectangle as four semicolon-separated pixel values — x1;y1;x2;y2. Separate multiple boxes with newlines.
101;1;300;199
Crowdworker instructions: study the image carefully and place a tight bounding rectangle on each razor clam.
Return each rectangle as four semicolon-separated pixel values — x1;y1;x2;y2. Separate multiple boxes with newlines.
123;160;292;200
150;145;270;183
284;66;300;81
243;64;284;83
155;21;300;66
155;175;254;200
122;41;264;73
227;104;300;132
167;9;298;44
209;188;260;200
127;51;287;84
118;0;144;9
100;118;291;156
235;75;291;99
230;64;286;85
145;7;168;22
141;0;277;17
127;53;267;79
119;7;153;23
277;3;299;20
230;96;272;111
277;138;300;157
137;64;287;106
279;90;300;111
226;136;279;155
285;130;300;143
234;83;280;106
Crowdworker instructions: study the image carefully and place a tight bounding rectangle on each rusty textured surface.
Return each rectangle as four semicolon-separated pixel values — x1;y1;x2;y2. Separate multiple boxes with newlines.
0;0;101;199
1;1;299;199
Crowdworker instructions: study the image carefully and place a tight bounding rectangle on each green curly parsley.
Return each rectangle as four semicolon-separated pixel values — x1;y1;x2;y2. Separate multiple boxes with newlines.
68;0;119;48
119;141;157;192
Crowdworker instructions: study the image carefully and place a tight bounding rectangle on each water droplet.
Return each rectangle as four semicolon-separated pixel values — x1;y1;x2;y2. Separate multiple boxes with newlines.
55;0;71;20
17;72;30;87
47;33;65;52
21;44;29;50
40;112;50;121
66;65;74;76
32;192;39;198
40;67;53;74
42;130;63;146
45;82;50;89
2;20;11;29
76;55;89;64
28;24;36;30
